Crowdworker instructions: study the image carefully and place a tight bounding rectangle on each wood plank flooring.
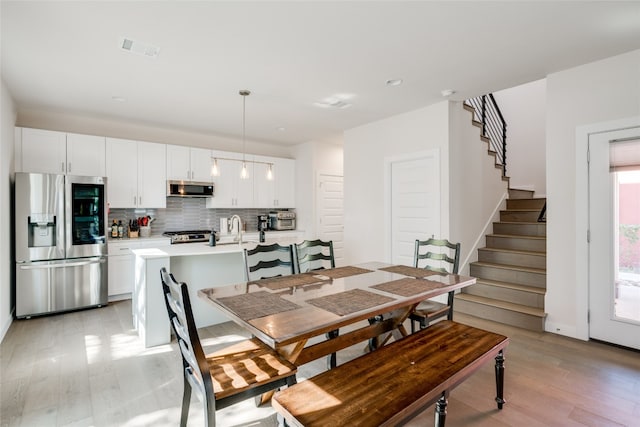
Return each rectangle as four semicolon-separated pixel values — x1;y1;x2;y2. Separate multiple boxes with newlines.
1;300;639;427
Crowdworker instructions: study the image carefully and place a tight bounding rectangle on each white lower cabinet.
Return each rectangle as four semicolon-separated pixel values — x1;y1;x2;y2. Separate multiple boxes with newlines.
108;238;170;299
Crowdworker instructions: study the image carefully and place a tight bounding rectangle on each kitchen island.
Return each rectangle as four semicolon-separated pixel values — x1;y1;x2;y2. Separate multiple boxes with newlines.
132;231;302;347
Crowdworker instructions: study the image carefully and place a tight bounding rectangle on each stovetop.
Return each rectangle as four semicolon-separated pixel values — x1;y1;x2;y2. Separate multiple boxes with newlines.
162;230;211;244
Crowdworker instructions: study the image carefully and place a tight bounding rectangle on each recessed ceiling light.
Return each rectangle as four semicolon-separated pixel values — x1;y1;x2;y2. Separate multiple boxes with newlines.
277;127;286;131
386;79;403;86
441;89;456;97
111;96;126;102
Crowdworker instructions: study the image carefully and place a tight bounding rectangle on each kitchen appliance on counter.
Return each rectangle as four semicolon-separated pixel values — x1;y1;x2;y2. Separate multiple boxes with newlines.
163;230;212;244
167;180;214;198
268;211;296;230
15;172;108;318
257;214;269;242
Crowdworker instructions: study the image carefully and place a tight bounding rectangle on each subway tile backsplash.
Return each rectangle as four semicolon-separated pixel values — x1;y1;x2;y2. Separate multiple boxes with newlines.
109;198;288;234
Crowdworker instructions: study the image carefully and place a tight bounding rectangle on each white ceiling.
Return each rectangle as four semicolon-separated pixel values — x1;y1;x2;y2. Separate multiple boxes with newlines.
2;1;640;146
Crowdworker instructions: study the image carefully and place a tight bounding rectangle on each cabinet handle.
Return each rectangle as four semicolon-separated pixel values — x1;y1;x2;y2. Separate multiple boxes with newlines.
134;196;137;205
139;196;142;205
67;162;71;173
61;162;65;173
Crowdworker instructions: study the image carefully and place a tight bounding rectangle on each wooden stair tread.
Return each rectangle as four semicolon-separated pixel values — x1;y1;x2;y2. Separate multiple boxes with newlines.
494;221;546;225
487;233;546;241
455;294;546;317
502;209;541;213
473;278;546;295
471;261;546;274
479;247;546;256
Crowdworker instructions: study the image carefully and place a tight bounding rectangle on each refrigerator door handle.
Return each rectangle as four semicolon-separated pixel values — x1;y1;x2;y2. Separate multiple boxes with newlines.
18;257;106;270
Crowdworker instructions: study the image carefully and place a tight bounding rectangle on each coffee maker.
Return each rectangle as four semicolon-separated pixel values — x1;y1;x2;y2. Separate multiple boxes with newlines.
257;214;269;242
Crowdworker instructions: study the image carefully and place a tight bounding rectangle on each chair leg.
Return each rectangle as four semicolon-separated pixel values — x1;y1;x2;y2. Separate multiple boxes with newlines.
495;350;506;409
326;329;339;369
180;377;192;427
204;386;216;427
434;392;448;427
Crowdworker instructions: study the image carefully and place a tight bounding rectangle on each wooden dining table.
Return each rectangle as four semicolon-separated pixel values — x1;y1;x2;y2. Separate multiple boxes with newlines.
198;262;477;368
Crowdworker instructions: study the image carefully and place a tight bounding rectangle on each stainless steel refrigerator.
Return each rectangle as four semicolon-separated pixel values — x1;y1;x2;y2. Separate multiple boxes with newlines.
15;172;108;318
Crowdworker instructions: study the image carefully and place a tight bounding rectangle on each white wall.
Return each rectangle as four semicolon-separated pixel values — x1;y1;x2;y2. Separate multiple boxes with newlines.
449;102;509;274
294;138;343;239
546;49;640;338
1;77;17;341
493;79;547;196
343;102;450;265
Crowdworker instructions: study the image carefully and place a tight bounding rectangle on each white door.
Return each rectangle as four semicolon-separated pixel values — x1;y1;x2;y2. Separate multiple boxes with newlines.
137;141;167;208
317;174;344;265
389;152;440;266
589;127;640;350
66;133;106;177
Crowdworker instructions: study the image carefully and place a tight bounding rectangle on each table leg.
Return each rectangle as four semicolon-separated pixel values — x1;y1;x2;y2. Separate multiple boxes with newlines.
495;350;506;409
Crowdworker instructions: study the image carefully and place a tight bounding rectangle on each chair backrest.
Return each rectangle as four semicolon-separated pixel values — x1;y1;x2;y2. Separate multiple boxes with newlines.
160;267;214;406
295;239;335;273
414;238;461;274
244;243;295;281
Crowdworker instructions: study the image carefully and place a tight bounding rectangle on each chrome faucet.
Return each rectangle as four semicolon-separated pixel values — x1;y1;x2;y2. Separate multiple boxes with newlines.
230;215;243;244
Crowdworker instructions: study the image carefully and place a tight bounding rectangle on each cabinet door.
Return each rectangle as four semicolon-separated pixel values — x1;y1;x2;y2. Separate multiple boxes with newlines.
108;254;135;296
66;133;106;177
138;141;167;208
190;147;214;182
253;155;276;208
20;128;67;174
166;144;191;181
274;158;295;208
106;138;138;208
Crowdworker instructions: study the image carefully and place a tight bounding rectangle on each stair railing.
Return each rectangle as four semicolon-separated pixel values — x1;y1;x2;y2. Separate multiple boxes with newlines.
465;94;507;177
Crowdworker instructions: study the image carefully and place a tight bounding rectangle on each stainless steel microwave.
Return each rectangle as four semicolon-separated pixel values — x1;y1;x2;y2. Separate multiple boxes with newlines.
167;180;214;198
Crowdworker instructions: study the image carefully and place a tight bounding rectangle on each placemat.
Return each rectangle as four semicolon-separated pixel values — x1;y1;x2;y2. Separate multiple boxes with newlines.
216;291;301;320
306;289;395;316
378;265;441;278
371;277;445;297
317;266;373;279
250;273;328;290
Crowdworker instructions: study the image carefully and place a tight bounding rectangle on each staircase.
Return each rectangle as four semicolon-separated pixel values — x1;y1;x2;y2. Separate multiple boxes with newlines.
455;188;547;331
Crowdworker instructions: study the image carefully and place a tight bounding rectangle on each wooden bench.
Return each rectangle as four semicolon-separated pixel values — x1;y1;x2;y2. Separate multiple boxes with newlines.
272;320;509;427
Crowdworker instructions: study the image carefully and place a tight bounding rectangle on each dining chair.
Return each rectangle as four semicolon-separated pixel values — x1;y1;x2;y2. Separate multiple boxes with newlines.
410;238;461;333
294;239;335;273
159;268;297;427
294;239;339;369
243;243;295;281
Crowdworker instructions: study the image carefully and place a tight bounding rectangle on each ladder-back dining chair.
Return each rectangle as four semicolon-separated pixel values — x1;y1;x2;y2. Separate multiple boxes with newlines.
243;243;295;281
160;268;297;427
410;238;461;333
294;239;335;273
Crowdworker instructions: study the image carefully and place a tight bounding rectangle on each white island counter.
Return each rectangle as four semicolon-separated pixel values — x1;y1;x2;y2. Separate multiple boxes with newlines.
132;231;302;347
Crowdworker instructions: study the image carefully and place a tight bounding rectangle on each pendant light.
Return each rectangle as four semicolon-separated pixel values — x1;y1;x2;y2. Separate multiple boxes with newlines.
240;89;250;180
210;89;275;180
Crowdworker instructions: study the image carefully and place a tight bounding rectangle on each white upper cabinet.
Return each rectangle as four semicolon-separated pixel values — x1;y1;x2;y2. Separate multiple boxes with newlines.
17;128;106;177
106;138;166;209
253;156;295;208
166;145;213;182
67;133;106;177
206;151;254;208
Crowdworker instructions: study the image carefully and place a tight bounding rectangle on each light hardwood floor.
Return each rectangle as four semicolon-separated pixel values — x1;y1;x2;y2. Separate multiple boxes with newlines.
1;300;639;427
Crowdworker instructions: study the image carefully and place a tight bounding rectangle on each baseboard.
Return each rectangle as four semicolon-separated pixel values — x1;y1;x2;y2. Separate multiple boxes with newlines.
0;311;13;344
544;320;582;340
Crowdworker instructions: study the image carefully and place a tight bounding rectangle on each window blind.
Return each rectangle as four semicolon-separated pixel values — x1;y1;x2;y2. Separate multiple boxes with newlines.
610;139;640;172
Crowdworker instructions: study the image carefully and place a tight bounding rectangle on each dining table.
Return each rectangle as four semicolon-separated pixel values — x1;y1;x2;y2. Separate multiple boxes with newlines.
198;261;477;369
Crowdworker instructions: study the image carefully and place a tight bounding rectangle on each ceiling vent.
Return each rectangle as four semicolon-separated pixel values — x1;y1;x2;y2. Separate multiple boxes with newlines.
119;37;160;58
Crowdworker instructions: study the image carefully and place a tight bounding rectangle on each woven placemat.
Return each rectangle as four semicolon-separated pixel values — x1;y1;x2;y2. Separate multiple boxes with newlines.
217;291;301;320
305;289;395;316
250;273;328;290
378;265;440;278
317;266;373;279
371;277;445;297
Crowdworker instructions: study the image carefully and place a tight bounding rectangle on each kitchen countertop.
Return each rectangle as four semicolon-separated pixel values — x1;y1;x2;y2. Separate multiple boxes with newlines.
131;230;303;259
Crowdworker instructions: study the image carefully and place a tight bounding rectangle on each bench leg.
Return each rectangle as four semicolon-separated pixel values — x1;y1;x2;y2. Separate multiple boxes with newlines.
434;392;448;427
495;350;506;409
367;315;384;352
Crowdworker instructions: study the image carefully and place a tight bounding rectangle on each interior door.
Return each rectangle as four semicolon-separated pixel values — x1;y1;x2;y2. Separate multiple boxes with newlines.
589;127;640;350
389;152;440;266
317;173;344;264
